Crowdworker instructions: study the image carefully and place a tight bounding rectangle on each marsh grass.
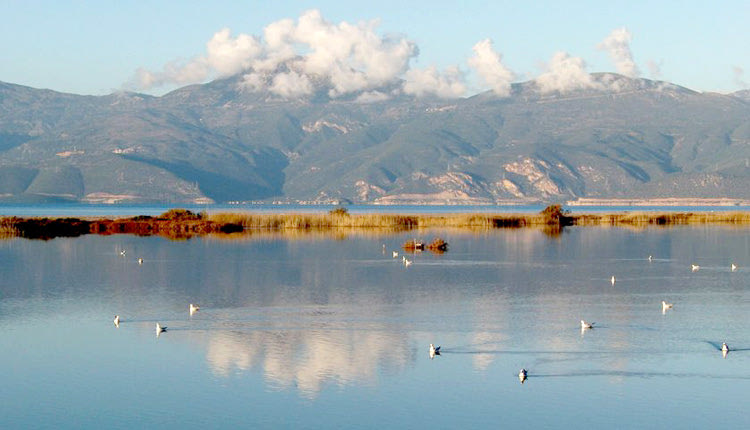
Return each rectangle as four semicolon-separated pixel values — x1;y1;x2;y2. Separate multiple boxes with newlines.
2;210;750;241
207;212;555;230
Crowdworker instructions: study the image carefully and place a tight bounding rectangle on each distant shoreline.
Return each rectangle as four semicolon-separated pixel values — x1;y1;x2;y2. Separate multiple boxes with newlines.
2;208;750;240
566;198;750;206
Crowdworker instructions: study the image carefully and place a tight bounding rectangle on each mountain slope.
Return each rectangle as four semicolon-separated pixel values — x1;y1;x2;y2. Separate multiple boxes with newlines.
0;75;748;204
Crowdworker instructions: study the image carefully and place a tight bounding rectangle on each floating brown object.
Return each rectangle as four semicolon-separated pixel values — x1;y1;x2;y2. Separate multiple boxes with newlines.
403;237;448;253
403;239;425;251
427;238;449;252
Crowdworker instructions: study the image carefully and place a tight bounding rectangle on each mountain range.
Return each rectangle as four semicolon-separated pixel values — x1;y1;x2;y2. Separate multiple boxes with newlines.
1;73;748;204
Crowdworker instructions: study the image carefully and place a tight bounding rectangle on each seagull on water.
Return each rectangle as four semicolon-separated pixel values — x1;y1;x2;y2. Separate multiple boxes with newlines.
404;258;412;267
156;323;167;336
731;263;738;272
392;251;399;258
429;343;441;358
581;320;595;330
113;315;120;327
138;258;144;265
119;250;126;256
648;255;652;262
611;276;616;286
519;368;528;384
189;303;200;315
662;301;673;312
691;264;700;272
721;342;730;358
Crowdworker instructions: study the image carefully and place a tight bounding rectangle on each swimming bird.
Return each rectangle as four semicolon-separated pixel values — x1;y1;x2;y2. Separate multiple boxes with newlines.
138;258;144;265
648;255;652;262
731;263;738;272
722;342;729;358
519;368;528;384
392;251;399;258
662;301;673;311
189;303;200;315
113;315;120;327
691;264;700;272
119;250;126;256
581;320;594;330
404;258;412;267
156;323;167;336
611;276;616;285
429;343;441;358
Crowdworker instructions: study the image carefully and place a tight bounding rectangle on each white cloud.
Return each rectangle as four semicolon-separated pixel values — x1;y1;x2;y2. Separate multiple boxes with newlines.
468;39;514;96
355;90;390;103
128;9;419;99
269;71;313;99
646;59;662;79
535;51;600;94
597;27;640;77
733;66;748;88
204;28;263;76
402;66;467;98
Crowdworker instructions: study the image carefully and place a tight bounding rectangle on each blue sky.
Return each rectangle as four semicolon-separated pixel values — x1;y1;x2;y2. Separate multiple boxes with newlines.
1;1;747;96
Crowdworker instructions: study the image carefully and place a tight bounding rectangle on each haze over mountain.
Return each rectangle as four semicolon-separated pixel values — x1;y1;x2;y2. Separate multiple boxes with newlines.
1;73;748;204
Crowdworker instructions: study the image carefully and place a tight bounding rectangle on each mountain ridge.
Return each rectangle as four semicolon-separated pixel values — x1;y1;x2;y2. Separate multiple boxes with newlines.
0;74;748;204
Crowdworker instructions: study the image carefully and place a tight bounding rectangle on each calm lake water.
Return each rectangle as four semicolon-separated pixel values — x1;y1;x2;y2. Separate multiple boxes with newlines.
1;226;749;429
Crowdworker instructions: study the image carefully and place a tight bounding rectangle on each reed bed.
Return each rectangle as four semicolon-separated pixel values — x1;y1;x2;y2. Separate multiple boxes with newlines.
207;212;553;230
573;211;750;226
2;210;750;241
0;217;19;238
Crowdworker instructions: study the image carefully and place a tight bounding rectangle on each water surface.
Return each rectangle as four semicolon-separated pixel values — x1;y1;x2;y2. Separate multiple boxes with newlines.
0;226;748;428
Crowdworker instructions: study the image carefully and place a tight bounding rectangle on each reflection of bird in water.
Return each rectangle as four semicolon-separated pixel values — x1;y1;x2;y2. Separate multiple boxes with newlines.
519;368;527;384
156;323;167;336
429;343;441;358
691;264;700;272
611;276;616;285
113;315;120;327
189;303;200;315
731;263;738;272
392;251;398;258
662;301;673;312
722;342;729;358
581;320;594;330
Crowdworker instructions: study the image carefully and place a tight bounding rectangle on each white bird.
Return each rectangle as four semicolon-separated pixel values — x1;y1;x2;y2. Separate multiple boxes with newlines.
662;301;673;311
610;276;616;285
519;368;528;384
113;315;120;327
429;343;441;358
189;303;200;315
404;258;412;267
138;258;144;265
581;320;594;330
119;250;126;256
648;255;653;262
156;323;167;336
731;263;738;272
722;342;729;358
691;264;700;272
392;251;399;258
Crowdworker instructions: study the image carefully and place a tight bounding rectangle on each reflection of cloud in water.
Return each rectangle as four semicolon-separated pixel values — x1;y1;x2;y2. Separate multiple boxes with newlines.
205;327;411;398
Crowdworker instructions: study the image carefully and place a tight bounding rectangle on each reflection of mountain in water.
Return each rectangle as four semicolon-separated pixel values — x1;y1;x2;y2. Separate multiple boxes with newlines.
205;327;412;398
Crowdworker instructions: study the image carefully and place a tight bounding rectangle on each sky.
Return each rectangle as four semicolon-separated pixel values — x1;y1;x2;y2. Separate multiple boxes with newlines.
1;0;747;97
